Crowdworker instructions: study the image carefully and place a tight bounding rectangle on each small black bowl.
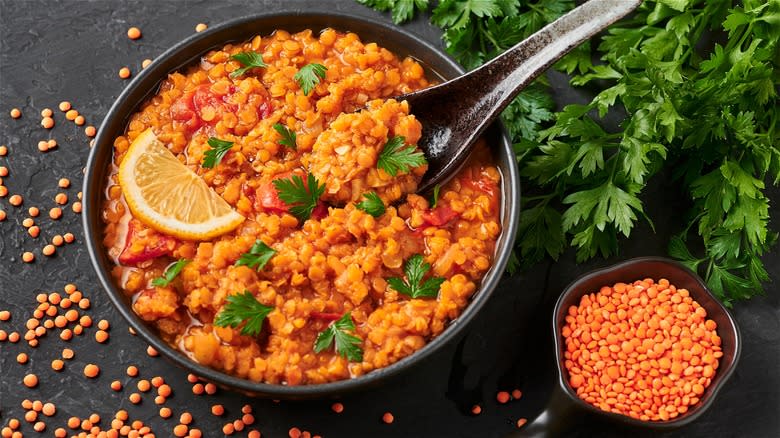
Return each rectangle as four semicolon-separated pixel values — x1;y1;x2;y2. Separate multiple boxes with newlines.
82;12;520;398
507;257;741;437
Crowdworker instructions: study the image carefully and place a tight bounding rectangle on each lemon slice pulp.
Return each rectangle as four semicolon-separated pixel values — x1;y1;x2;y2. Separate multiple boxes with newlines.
118;128;244;240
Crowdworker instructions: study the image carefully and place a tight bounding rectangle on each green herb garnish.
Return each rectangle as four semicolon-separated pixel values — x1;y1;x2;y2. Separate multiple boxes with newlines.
213;290;273;337
151;259;189;287
356;0;430;24
272;173;326;222
294;63;327;96
235;240;276;271
202;137;234;168
376;136;427;176
229;51;268;78
387;254;445;299
355;192;385;217
357;0;780;304
272;123;297;150
429;184;441;209
313;312;363;362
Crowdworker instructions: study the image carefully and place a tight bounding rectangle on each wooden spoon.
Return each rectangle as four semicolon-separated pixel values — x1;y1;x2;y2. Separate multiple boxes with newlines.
402;0;642;193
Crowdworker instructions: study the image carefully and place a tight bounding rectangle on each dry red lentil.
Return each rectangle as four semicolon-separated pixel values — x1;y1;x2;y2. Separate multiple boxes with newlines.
142;59;152;69
382;412;394;424
41;117;55;129
331;402;343;414
74;115;85;126
211;405;224;416
9;194;22;206
22;252;35;263
119;67;131;79
562;278;722;422
10;108;21;118
127;365;139;377
195;23;207;32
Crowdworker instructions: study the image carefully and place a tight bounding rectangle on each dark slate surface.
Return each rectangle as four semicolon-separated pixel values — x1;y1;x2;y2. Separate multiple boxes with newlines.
1;1;778;437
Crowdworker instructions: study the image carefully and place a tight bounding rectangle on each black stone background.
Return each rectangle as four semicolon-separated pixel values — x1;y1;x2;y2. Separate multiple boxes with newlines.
1;1;778;437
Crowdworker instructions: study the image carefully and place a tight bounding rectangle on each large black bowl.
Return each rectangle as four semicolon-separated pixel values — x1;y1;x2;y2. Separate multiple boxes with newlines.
82;12;520;398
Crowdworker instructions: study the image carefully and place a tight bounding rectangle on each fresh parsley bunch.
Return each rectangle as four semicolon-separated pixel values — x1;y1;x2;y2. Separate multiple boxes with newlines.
357;0;780;304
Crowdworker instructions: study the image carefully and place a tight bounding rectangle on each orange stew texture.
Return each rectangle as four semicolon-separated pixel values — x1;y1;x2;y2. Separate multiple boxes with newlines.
102;29;502;384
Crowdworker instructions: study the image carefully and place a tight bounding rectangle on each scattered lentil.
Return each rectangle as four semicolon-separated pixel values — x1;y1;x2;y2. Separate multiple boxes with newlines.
142;59;152;68
58;101;71;112
22;252;35;263
23;373;38;388
516;418;528;428
29;226;41;238
10;108;21;118
9;194;22;206
159;407;172;419
64;233;75;243
0;145;6;155
119;67;131;79
85;125;97;137
211;405;224;416
43;244;56;256
195;23;208;32
84;363;100;378
0;310;10;321
127;27;142;39
16;353;28;364
74;115;85;126
41;117;55;129
65;109;78;120
51;359;64;371
129;393;141;404
147;345;159;356
42;403;56;416
382;412;394;424
52;235;64;246
49;207;62;219
127;365;139;377
95;329;109;343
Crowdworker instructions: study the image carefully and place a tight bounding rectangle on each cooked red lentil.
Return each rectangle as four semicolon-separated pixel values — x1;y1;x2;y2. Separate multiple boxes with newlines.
102;29;502;384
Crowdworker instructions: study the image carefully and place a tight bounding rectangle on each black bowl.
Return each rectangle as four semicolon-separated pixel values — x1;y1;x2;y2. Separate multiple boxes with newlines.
508;257;740;437
82;12;521;398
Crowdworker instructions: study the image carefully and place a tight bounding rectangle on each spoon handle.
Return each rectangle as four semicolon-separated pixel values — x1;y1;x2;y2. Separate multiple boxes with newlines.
412;0;641;192
456;0;641;118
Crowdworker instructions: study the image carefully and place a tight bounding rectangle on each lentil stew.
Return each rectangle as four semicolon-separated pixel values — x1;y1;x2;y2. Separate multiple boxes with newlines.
101;28;504;385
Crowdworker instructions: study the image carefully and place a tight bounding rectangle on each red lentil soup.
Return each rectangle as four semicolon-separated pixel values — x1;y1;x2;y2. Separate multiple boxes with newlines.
102;28;502;385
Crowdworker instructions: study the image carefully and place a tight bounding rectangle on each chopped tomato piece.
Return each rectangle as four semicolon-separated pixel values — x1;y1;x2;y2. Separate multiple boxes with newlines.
118;219;176;265
170;91;202;132
255;179;289;214
193;84;236;115
257;101;272;120
422;206;459;227
311;201;328;220
255;171;326;217
310;311;342;322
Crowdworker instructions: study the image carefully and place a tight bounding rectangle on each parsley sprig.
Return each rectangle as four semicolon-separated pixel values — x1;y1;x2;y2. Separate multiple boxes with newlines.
202;137;234;168
313;312;363;362
235;240;276;271
229;51;268;78
151;259;189;287
355;192;385;217
213;290;273;337
358;0;780;304
376;136;427;176
294;63;327;96
272;173;326;222
387;254;445;299
273;123;297;150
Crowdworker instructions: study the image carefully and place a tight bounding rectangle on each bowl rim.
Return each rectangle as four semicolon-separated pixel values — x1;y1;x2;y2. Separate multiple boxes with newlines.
82;10;521;397
551;256;742;429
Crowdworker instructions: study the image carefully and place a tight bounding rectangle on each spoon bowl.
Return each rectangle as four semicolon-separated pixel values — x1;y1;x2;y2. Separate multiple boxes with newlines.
506;257;741;437
406;0;642;192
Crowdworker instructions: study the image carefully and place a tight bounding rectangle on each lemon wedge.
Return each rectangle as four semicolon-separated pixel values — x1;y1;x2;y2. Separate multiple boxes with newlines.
118;129;244;240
